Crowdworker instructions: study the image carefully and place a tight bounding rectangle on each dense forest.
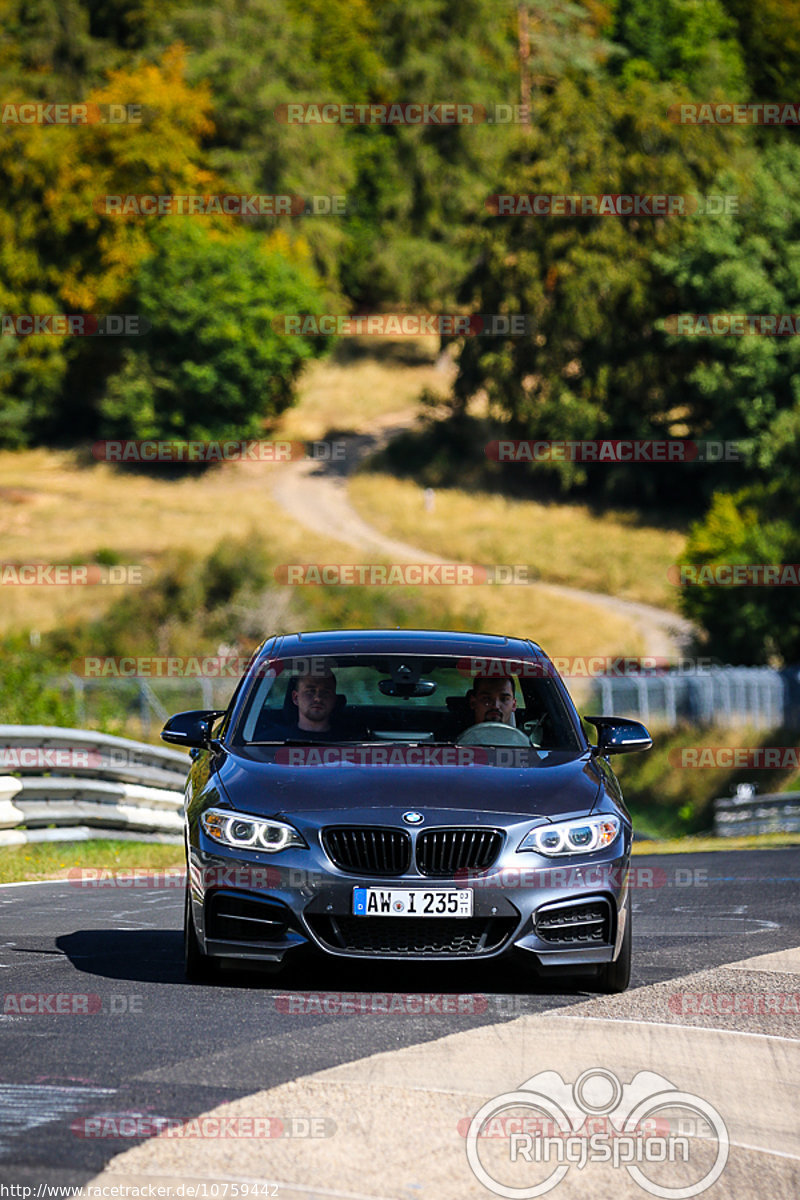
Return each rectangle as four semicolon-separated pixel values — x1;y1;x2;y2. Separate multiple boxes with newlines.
2;0;800;661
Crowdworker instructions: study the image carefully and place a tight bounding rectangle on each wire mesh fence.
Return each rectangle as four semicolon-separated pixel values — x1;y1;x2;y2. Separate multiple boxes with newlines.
588;666;799;729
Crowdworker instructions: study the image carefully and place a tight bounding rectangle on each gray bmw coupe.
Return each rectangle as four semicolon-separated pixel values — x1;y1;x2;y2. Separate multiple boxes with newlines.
162;629;651;992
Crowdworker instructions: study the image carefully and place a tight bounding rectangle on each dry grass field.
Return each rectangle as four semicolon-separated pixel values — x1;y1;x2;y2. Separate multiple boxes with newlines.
0;345;684;659
347;474;685;612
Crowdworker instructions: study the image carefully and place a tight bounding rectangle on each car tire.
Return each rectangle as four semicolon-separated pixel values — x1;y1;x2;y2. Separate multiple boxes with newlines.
596;897;632;993
184;883;219;983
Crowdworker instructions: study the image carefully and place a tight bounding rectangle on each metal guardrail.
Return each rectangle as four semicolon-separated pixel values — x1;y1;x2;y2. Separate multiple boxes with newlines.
714;790;800;837
0;725;189;845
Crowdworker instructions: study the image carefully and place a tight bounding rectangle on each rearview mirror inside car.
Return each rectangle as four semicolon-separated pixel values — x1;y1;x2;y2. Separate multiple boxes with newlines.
378;679;437;697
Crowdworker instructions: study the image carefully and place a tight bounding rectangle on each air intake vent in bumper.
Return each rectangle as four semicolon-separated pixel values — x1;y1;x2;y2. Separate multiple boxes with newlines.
535;898;612;945
307;915;516;957
205;891;292;942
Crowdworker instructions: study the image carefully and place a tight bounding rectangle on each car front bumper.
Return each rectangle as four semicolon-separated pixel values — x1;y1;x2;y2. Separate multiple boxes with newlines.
187;822;632;973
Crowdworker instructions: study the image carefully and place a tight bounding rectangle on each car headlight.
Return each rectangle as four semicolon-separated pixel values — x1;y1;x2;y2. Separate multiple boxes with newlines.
201;808;306;852
518;815;621;857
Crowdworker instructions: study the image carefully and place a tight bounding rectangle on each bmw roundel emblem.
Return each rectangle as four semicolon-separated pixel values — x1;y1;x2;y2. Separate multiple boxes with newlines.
403;811;424;825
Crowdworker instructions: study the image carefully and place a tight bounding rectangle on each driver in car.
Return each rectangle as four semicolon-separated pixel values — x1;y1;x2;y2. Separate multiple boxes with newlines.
469;676;517;725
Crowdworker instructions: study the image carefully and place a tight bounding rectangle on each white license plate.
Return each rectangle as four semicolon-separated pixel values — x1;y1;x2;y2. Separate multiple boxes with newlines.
352;888;473;917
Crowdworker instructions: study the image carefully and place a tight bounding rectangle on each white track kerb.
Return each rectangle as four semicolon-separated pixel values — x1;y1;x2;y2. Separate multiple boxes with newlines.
81;946;799;1199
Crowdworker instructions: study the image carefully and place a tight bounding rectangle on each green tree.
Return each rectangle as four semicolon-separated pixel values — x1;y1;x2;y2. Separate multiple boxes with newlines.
613;0;746;93
679;485;800;664
656;140;800;493
99;222;331;440
158;0;521;307
449;72;737;503
720;0;800;102
0;44;220;444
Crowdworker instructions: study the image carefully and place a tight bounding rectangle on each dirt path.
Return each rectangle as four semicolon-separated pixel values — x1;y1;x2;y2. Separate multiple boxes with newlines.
268;418;694;661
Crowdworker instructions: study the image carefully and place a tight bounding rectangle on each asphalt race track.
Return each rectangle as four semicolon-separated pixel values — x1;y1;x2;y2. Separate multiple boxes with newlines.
1;848;798;1199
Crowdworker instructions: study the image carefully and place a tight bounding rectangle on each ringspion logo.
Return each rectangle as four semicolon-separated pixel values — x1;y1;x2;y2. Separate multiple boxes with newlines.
466;1068;728;1197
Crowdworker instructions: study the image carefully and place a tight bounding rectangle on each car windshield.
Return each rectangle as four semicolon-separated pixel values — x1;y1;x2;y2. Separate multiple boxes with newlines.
233;653;582;751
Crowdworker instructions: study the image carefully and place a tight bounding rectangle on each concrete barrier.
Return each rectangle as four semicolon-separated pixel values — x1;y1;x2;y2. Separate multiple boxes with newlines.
0;775;25;830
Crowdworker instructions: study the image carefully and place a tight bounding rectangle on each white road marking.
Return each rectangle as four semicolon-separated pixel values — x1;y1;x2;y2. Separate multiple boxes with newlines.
0;1084;116;1157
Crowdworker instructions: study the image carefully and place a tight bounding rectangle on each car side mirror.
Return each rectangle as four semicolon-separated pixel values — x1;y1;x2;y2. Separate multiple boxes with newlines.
585;716;652;756
161;709;225;749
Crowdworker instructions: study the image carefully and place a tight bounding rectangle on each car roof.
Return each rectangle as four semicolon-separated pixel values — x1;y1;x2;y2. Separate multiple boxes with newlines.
261;628;545;660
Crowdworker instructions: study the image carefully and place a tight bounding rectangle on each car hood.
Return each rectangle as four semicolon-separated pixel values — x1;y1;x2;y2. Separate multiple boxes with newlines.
215;746;603;821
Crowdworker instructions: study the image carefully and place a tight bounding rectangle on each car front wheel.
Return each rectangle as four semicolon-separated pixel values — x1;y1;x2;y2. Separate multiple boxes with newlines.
184;882;219;983
596;896;632;993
